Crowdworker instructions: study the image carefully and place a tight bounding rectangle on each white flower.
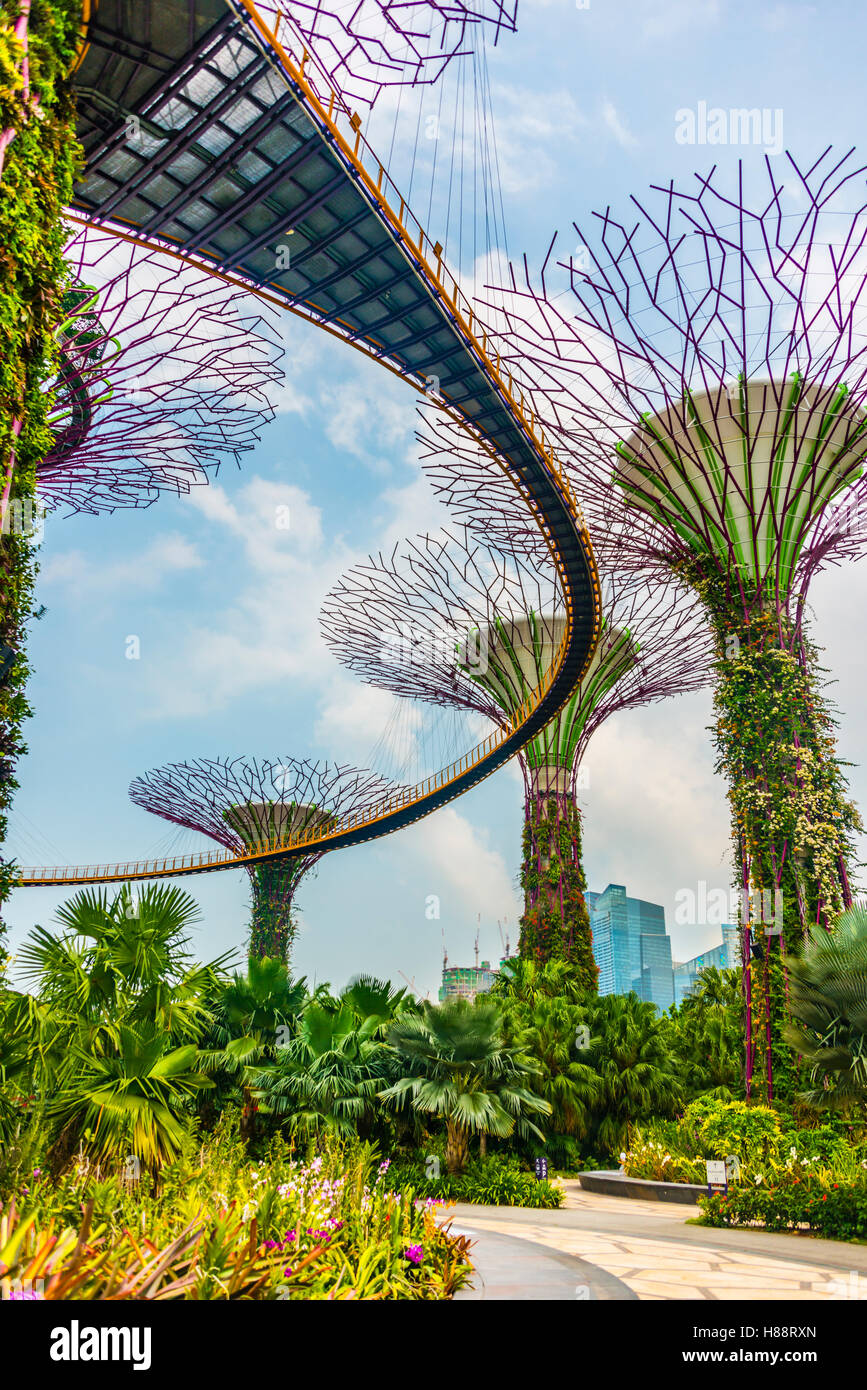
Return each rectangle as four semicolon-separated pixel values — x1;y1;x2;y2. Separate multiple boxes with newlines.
754;1174;764;1185
619;1152;627;1161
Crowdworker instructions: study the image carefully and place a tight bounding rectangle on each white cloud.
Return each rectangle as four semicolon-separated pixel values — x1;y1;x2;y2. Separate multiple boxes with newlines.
41;532;202;594
315;677;414;759
320;375;412;475
641;0;720;39
398;804;521;924
578;692;732;959
761;3;815;32
601;101;638;150
133;452;453;723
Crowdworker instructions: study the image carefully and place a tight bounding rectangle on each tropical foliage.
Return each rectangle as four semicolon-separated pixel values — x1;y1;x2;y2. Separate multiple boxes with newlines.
3;885;229;1177
660;967;744;1100
388;1152;564;1209
383;996;551;1174
0;1120;472;1299
623;1096;867;1189
254;975;413;1140
5;880;867;1291
784;902;867;1112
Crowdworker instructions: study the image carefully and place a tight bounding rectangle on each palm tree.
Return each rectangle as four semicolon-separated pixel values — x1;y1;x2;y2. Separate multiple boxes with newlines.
503;993;600;1140
0;989;34;1151
582;993;683;1156
255;975;412;1138
785;903;867;1113
492;956;590;1007
10;884;228;1175
46;1023;214;1171
664;967;744;1099
205;956;308;1140
382;996;551;1174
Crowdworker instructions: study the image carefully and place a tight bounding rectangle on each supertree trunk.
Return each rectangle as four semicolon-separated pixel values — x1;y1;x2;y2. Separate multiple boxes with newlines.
519;773;597;990
248;860;302;962
699;580;859;1103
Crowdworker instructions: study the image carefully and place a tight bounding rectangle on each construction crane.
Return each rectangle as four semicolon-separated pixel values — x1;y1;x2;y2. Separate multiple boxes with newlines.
498;919;512;960
398;971;429;1001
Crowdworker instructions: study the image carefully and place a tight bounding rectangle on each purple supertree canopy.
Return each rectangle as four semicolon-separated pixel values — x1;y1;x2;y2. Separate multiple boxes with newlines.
422;149;867;621
129;756;398;863
256;0;518;107
38;224;284;516
320;525;713;796
130;756;399;960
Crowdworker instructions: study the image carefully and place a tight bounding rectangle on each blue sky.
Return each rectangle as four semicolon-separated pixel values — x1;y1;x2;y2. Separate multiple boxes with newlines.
6;0;867;997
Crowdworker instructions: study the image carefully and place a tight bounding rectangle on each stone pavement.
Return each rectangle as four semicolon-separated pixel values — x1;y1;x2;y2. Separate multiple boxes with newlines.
445;1182;867;1301
448;1221;636;1300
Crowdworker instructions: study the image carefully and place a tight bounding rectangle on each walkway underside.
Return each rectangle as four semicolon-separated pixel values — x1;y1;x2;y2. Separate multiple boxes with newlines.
18;0;600;887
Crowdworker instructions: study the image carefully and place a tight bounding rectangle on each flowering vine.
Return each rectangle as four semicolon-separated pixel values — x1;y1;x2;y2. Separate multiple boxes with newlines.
679;561;861;1102
519;792;598;988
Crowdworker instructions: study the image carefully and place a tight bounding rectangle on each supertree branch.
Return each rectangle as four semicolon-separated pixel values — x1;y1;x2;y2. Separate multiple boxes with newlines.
254;0;518;108
321;526;712;974
129;756;396;961
34;223;284;515
416;403;556;565
320;525;561;728
322;525;712;772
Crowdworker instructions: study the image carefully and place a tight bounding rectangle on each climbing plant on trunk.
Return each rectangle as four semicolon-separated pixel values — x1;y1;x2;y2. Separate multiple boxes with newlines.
0;0;81;914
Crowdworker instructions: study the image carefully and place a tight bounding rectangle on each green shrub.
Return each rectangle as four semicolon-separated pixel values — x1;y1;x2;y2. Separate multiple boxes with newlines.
622;1098;867;1190
699;1179;867;1243
620;1123;705;1183
389;1153;564;1209
683;1097;783;1166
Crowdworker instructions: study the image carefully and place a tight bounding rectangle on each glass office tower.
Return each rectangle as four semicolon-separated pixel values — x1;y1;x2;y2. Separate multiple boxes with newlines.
587;884;675;1011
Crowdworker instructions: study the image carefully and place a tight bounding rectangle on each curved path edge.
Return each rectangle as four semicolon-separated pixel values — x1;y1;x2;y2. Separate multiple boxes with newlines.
444;1214;637;1302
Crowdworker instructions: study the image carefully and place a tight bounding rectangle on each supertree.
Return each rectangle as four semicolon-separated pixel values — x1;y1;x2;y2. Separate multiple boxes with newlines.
321;526;712;983
36;223;283;515
129;757;397;962
420;149;867;1100
250;0;518;107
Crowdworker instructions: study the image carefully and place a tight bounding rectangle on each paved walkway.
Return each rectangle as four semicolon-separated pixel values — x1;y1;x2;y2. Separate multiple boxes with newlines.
445;1182;867;1301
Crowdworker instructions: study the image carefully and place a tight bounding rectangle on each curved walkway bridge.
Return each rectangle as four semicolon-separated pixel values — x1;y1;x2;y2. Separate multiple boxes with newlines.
19;0;600;888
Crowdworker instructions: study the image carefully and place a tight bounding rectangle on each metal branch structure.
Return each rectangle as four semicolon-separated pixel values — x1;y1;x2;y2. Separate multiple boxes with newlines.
130;757;398;961
37;224;283;515
424;148;867;1098
321;526;713;976
252;0;518;107
417;402;555;564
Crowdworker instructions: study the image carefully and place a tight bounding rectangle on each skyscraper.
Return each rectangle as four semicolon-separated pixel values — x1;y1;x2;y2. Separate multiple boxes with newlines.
587;885;675;1011
673;925;741;1004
